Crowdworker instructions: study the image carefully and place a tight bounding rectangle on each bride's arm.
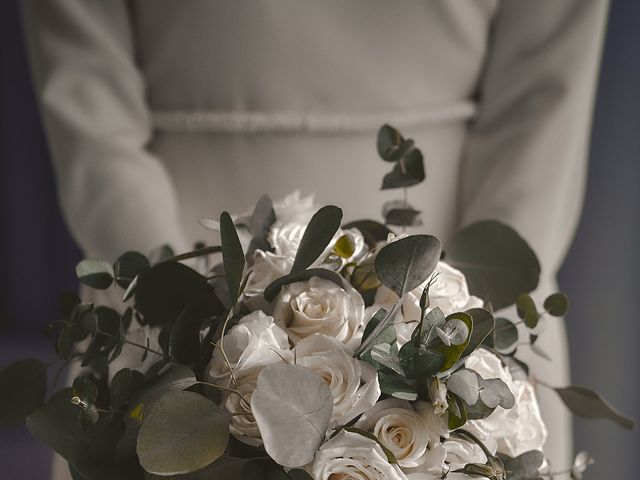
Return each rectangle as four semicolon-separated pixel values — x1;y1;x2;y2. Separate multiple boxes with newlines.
21;0;189;261
458;0;609;280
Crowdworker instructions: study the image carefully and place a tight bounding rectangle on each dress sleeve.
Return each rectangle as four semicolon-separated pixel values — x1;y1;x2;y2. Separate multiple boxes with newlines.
21;0;190;261
458;0;609;281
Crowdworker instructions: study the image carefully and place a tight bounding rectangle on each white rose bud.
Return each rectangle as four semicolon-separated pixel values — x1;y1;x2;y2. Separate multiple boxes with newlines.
429;378;448;415
207;310;292;380
294;334;380;427
311;430;409;480
274;276;365;352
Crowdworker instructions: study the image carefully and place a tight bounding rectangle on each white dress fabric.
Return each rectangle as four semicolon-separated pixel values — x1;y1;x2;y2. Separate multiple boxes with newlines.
21;1;609;478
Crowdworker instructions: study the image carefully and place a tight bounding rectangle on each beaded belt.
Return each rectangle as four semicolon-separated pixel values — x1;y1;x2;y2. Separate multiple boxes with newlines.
151;100;476;134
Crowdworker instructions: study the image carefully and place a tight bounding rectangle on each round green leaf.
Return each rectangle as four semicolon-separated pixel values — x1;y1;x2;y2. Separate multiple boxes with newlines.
492;317;519;353
137;391;230;475
375;235;442;297
376;124;404;161
516;293;539;329
73;376;98;404
544;292;569;317
446;221;540;310
76;259;114;289
135;262;214;326
0;358;47;427
251;364;333;468
461;308;495;358
114;251;150;288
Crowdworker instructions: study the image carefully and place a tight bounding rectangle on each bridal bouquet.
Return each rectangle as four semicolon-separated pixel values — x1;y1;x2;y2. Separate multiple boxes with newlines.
0;126;633;480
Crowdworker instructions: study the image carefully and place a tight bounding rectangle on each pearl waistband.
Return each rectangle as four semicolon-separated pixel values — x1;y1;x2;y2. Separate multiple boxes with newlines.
151;101;476;133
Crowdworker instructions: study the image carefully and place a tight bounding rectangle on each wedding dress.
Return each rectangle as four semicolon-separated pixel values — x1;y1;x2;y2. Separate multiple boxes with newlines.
21;1;609;478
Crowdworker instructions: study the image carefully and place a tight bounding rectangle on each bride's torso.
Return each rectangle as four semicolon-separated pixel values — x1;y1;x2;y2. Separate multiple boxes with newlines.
127;0;498;245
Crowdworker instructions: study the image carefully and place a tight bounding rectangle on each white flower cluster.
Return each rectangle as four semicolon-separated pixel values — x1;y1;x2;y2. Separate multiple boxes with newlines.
207;194;547;480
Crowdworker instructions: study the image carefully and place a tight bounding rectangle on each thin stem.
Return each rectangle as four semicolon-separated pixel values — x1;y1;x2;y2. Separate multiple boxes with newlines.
455;429;494;460
195;380;249;406
216;307;240;389
95;329;169;360
402;187;408;234
166;245;222;263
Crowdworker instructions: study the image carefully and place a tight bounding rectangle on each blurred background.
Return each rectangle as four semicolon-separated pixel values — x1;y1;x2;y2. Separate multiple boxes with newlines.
1;0;638;478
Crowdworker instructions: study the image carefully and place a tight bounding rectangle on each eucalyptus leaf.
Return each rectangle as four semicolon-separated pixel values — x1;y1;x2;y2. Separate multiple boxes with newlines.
361;308;395;346
446;220;540;310
477;377;515;409
249;195;276;242
447;394;467;430
78;404;99;431
384;208;422;227
0;358;47;427
114;252;150;288
290;205;343;274
263;268;344;302
516;293;539;329
27;389;140;480
73;376;98;404
377;124;407;162
554;386;635;430
350;255;381;292
544;292;569;317
378;372;418;401
127;365;197;421
370;343;404;376
492;317;519;353
375;235;441;297
135;262;214;326
76;259;114;289
111;368;145;411
461;308;495;358
137;391;230;475
497;451;545;480
446;369;480;406
89;414;127;462
169;293;224;364
251;364;333;468
220;211;246;306
381;150;425;189
436;312;473;371
342;220;393;248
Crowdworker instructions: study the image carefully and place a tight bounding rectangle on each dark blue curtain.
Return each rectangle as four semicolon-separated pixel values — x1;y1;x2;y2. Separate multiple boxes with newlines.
558;1;640;478
0;0;638;478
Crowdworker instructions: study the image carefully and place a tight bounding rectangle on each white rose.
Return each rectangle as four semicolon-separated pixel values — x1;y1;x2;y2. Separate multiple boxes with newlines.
371;262;482;347
356;399;447;475
274;276;365;352
223;371;262;446
273;191;317;226
243;250;293;311
294;334;380;427
269;222;308;258
444;437;487;473
463;349;547;457
208;310;292;380
311;430;409;480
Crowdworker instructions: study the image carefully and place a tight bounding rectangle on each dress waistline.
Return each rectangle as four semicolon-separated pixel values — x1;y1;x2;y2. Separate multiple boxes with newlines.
151;100;476;133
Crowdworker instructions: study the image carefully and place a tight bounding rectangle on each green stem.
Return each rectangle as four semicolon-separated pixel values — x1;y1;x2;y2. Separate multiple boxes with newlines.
95;329;170;360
